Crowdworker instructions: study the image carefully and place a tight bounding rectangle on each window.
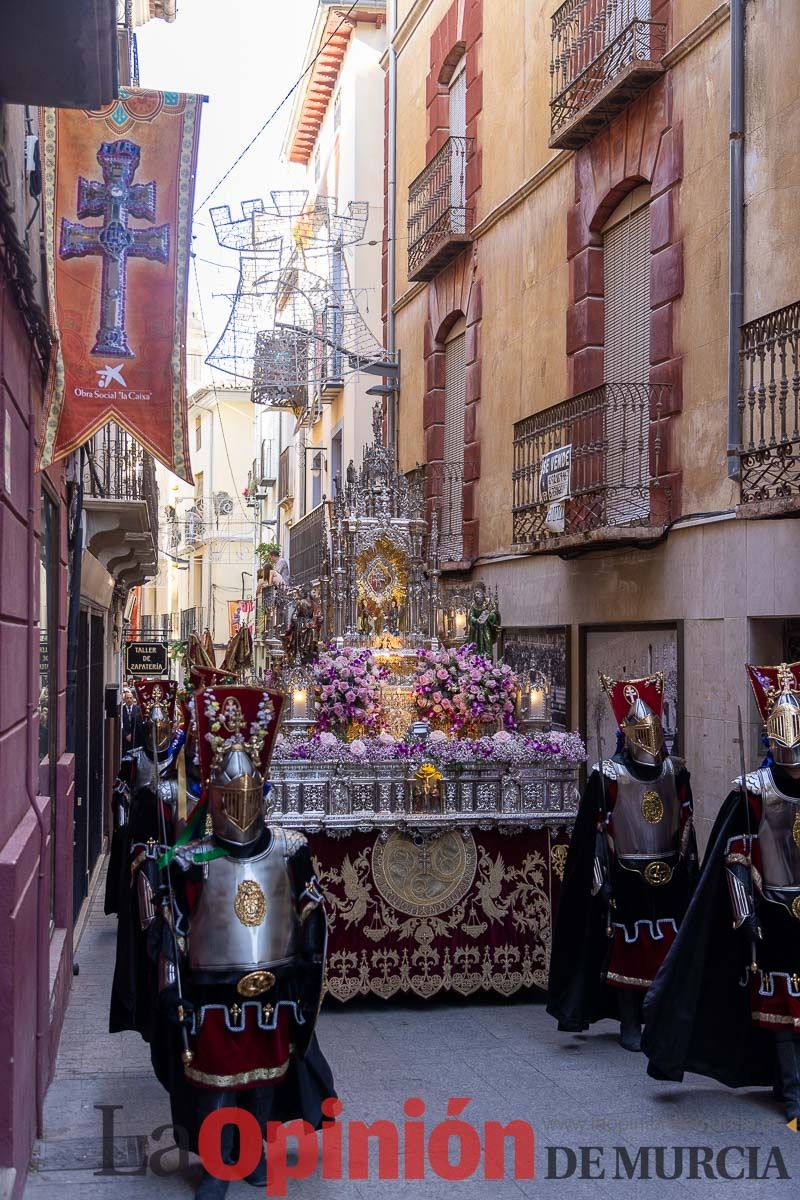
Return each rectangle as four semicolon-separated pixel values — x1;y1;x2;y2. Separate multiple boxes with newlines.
334;92;341;132
442;317;467;560
314;146;321;183
602;185;651;521
448;56;467;227
311;450;323;509
331;428;343;495
195;415;202;450
39;489;59;923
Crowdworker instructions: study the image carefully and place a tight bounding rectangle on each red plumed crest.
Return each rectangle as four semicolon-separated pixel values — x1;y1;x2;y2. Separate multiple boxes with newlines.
194;685;284;786
746;662;800;724
600;672;665;728
134;678;178;722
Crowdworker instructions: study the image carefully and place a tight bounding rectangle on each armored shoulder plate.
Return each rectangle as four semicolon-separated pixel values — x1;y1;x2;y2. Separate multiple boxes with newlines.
592;759;620;781
282;828;309;857
731;771;765;796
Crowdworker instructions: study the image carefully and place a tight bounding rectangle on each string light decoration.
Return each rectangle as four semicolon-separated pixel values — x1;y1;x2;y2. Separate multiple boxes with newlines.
206;192;399;414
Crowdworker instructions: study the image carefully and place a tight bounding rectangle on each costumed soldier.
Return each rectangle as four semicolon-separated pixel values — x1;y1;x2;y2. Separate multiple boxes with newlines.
146;684;335;1197
547;673;697;1050
108;679;182;1037
643;662;800;1123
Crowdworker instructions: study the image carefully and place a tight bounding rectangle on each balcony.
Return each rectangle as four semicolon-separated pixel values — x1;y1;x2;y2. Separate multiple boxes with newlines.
736;300;800;516
288;501;330;588
180;607;204;642
414;460;479;566
549;1;667;151
407;137;474;283
512;382;673;551
82;424;159;587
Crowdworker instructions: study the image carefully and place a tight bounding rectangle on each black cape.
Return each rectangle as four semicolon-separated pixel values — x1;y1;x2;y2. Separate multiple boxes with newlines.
546;769;620;1030
642;790;773;1088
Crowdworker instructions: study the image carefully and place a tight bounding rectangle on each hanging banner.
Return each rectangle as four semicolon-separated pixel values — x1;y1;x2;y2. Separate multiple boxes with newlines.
38;88;202;481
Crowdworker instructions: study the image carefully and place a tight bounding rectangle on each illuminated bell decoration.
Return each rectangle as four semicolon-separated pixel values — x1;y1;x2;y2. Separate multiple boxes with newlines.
517;669;551;732
410;762;444;815
284;663;315;733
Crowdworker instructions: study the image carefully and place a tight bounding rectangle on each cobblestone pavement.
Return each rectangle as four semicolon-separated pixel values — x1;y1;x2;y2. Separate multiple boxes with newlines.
24;873;800;1199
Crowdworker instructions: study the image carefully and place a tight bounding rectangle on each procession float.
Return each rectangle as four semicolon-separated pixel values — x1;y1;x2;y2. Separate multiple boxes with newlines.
252;408;585;1003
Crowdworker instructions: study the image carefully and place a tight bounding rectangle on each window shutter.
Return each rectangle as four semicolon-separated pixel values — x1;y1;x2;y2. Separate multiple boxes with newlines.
604;201;651;383
603;202;651;522
443;330;466;559
448;66;466;138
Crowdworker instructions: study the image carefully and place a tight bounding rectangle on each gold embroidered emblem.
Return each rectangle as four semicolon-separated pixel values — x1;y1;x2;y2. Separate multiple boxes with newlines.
792;810;800;849
644;860;673;886
237;969;275;997
641;790;664;824
372;830;477;917
234;879;267;927
550;843;569;881
792;895;800;921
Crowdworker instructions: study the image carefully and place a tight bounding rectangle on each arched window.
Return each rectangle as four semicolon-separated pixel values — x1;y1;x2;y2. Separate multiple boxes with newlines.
602;185;651;520
443;316;467;559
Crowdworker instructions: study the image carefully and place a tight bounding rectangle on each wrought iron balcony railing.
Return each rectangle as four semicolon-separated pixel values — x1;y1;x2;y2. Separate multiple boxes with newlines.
549;0;667;150
413;460;479;565
512;382;672;549
83;423;159;551
407;137;474;282
288;501;330;588
180;606;204;642
737;300;800;510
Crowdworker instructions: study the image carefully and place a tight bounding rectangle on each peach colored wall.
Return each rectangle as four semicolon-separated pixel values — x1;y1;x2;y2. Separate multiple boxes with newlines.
392;1;800;555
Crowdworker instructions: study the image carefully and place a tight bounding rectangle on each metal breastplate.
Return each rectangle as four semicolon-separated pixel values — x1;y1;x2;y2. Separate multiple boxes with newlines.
608;757;681;861
755;769;800;892
188;828;299;973
132;749;174;795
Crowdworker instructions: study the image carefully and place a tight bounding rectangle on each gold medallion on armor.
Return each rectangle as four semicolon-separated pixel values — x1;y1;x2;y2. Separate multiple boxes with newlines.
792;895;800;921
234;879;267;927
641;790;664;825
236;969;275;998
792;810;800;849
644;860;673;886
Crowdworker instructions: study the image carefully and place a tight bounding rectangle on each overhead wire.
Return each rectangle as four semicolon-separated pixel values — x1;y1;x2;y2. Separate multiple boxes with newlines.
193;0;361;216
191;255;253;522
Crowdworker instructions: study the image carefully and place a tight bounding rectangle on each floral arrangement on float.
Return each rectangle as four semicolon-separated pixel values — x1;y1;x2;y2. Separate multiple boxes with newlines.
412;644;519;735
311;643;388;736
272;727;587;767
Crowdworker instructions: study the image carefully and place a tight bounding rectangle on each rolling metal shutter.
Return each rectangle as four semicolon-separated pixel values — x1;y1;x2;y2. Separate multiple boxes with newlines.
603;201;651;521
443;330;466;559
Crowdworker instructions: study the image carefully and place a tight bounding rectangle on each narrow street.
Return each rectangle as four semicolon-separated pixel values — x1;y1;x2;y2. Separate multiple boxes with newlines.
24;869;800;1199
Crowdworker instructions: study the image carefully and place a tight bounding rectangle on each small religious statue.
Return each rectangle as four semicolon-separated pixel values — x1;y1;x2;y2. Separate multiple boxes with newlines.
384;596;400;635
467;584;501;658
358;598;371;636
284;586;318;663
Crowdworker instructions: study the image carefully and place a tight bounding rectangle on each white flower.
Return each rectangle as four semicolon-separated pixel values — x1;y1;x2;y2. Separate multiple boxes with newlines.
349;739;367;757
377;731;396;744
429;729;448;743
319;731;338;747
493;729;512;743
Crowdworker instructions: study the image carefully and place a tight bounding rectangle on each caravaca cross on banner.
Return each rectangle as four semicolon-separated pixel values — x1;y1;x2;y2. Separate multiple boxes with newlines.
38;89;203;482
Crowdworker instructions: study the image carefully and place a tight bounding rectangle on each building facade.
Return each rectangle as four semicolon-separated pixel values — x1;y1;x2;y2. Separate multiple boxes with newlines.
388;0;800;843
0;2;175;1191
280;1;388;579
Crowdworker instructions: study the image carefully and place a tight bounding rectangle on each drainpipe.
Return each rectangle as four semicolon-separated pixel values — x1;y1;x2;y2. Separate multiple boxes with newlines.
727;0;745;479
26;345;49;1134
65;448;84;755
386;0;398;466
